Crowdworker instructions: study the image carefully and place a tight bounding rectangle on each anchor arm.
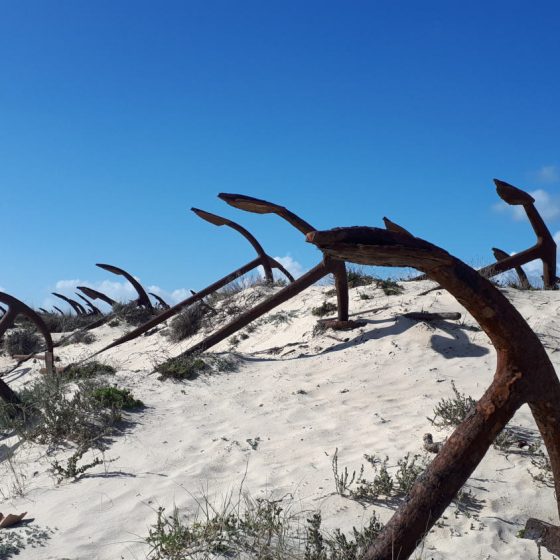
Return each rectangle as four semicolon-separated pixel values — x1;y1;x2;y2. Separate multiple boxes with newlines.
96;264;153;308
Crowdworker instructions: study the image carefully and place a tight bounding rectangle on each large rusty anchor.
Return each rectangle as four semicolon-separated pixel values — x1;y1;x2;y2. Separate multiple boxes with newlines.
307;223;560;559
83;208;297;356
96;263;153;309
174;193;357;358
0;292;55;408
52;293;87;315
479;179;557;288
191;208;295;283
77;286;116;307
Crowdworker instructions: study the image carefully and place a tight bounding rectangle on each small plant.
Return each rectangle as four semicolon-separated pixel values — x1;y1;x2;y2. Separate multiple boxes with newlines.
376;278;404;296
166;304;206;342
428;381;477;428
64;361;116;379
50;446;103;483
262;311;295;325
332;450;427;503
91;386;144;410
108;318;121;327
529;449;554;487
312;301;337;317
155;353;237;381
346;266;376;288
3;328;41;356
332;448;362;495
63;330;96;345
0;375;122;450
155;355;209;380
394;453;423;495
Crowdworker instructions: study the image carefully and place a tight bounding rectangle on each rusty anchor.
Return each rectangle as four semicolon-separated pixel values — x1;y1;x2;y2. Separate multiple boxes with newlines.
479;179;557;288
77;286;116;307
96;264;153;308
191;208;296;283
0;292;55;407
82;208;298;357
52;293;87;315
149;292;170;309
75;293;102;315
172;193;358;358
307;222;560;559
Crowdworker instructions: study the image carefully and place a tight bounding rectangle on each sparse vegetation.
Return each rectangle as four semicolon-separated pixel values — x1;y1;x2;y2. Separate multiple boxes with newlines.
428;381;477;428
167;303;206;342
145;489;384;560
332;449;426;502
113;302;157;326
312;301;337;317
0;375;122;450
50;446;103;483
376;278;403;296
62;330;96;345
3;328;42;356
346;266;376;288
155;353;237;381
91;386;144;410
64;361;116;379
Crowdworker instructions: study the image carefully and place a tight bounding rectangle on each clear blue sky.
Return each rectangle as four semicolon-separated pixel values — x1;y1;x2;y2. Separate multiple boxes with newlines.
1;1;559;310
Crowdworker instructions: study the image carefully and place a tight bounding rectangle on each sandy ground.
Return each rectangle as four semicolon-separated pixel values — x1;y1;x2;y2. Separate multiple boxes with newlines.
1;279;559;559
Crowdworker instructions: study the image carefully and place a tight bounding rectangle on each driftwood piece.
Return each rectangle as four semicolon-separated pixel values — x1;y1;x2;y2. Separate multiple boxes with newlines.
307;226;560;559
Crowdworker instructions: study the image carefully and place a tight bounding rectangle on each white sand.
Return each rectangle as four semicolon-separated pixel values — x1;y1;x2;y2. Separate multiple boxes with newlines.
1;280;559;559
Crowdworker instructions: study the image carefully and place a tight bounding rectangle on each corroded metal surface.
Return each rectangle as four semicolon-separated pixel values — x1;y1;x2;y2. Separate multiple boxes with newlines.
192;208;295;283
177;194;352;357
307;225;560;559
149;292;170;309
75;293;102;315
0;292;55;380
96;263;153;308
479;179;557;288
77;286;116;306
52;293;86;315
492;247;531;289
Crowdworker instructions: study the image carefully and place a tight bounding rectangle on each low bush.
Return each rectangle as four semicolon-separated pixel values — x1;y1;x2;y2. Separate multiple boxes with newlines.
167;304;206;342
91;386;144;410
64;361;116;380
312;301;337;317
346;266;376;288
113;302;157;326
428;381;477;428
0;375;121;450
155;353;237;381
3;328;42;356
146;490;384;560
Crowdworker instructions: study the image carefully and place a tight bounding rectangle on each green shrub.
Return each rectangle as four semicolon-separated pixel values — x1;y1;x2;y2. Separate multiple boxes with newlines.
91;386;144;410
0;375;122;449
312;301;337;317
346;266;376;288
64;361;116;379
112;302;157;326
376;279;404;296
3;328;42;356
155;353;237;381
429;381;477;428
167;304;206;342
